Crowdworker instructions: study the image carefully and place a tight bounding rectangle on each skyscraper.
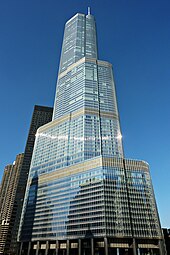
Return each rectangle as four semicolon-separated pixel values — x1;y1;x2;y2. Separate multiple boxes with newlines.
18;10;165;255
0;105;53;255
20;105;53;185
0;154;24;255
10;105;53;255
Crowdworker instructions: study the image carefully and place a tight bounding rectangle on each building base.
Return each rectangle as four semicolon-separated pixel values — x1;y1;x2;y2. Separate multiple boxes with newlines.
18;237;165;255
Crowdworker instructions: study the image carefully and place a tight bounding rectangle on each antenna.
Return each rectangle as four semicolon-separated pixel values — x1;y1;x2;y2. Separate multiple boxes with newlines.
88;7;91;15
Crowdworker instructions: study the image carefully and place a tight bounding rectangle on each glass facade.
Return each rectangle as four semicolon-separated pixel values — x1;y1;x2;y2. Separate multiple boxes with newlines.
19;10;164;255
19;157;161;242
58;13;97;74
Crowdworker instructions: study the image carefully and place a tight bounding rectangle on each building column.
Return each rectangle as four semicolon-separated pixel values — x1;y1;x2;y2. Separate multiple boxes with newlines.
78;239;81;255
151;248;154;255
132;239;137;255
91;238;94;255
158;239;166;255
27;242;31;255
19;242;23;255
56;240;59;255
116;248;119;255
66;240;69;255
45;241;49;255
137;248;140;255
36;241;40;255
104;237;108;255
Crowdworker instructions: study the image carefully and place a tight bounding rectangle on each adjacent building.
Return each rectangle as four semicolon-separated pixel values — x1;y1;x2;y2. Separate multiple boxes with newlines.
0;105;53;255
18;10;165;255
162;229;170;254
20;105;53;187
0;165;13;216
10;105;53;255
0;154;24;255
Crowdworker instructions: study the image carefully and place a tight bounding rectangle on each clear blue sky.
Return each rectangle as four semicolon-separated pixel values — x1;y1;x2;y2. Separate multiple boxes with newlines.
0;0;170;227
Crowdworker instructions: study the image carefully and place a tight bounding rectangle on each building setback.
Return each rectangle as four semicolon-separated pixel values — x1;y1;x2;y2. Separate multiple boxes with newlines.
0;105;53;255
18;10;165;255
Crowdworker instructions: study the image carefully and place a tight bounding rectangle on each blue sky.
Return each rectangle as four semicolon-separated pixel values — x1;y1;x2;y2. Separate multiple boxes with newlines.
0;0;170;227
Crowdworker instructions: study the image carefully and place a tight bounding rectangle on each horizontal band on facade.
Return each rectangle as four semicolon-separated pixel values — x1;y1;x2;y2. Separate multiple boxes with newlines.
58;57;112;79
20;238;161;249
35;157;149;185
37;107;119;135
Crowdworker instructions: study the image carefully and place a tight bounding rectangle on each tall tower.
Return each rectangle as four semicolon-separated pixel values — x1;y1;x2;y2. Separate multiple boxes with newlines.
0;154;24;255
10;105;53;255
19;11;165;255
20;105;53;184
0;105;53;255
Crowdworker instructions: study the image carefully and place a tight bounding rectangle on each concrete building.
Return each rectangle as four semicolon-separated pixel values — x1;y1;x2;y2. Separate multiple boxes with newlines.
0;154;24;255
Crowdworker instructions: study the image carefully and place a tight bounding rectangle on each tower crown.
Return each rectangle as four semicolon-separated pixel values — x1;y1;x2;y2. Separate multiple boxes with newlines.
59;12;98;74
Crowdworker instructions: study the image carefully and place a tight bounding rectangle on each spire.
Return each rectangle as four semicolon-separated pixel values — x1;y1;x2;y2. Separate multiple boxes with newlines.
88;7;91;15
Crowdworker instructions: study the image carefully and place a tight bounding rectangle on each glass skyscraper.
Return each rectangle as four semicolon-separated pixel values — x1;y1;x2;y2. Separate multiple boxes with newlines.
18;10;165;255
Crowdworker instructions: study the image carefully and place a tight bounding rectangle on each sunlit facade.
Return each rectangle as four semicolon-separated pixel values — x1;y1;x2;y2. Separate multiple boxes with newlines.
18;10;165;255
0;154;24;255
